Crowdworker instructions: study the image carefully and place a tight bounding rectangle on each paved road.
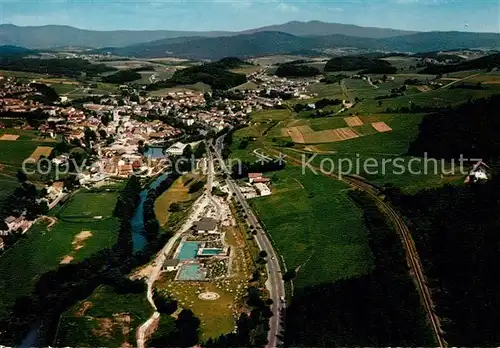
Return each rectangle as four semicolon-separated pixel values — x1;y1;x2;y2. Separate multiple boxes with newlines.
212;135;285;348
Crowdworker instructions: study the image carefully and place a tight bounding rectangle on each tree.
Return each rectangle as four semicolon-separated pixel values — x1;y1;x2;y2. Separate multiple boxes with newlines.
16;170;27;183
259;250;268;258
169;202;181;212
283;269;297;281
194;142;206;159
182;144;193;158
84;128;97;143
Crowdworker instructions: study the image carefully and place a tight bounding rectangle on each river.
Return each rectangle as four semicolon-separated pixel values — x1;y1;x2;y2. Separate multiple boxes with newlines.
20;172;172;346
131;172;171;252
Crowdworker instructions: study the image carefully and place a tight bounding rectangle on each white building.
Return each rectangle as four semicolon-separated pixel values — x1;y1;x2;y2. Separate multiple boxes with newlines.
255;183;271;197
164;259;180;272
166;142;188;156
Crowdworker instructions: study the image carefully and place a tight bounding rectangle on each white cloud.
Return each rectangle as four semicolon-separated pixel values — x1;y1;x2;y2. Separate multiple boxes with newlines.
277;2;298;12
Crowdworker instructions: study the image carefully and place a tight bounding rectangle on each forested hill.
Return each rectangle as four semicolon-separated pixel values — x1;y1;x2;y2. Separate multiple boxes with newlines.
0;57;116;78
421;52;500;74
147;57;248;91
324;56;397;74
407;94;500;161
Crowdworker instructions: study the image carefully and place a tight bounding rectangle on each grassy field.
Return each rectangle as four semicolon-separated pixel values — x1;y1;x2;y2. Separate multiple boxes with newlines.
250;109;292;121
156;280;237;340
305;113;425;154
230;66;261;75
55;285;152;347
60;191;118;222
348;85;500;114
251;166;373;288
0;189;120;318
308;82;345;99
154;175;198;226
0;129;55;167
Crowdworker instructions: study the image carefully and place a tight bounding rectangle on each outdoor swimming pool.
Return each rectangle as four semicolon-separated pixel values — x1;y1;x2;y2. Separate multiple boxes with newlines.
177;264;206;281
199;248;223;256
178;241;201;260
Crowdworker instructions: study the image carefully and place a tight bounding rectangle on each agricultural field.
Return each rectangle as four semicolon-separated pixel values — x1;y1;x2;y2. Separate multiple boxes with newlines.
55;285;152;347
0;189;120;319
59;190;119;222
251;165;373;288
0;129;56;167
230;65;261;75
308;82;345;99
348;83;500;114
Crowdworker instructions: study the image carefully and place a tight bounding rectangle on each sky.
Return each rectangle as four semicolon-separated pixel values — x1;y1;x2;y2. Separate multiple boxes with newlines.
0;0;498;33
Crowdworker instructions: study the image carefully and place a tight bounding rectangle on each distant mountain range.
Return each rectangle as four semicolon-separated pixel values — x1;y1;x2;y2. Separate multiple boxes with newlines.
0;21;419;49
0;21;498;60
97;31;500;60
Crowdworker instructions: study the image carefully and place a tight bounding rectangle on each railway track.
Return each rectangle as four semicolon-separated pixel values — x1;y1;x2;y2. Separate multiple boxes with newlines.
269;149;447;347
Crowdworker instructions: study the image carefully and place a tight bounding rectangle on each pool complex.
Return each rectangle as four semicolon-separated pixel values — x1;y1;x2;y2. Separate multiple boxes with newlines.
199;248;223;256
177;264;206;281
178;241;201;260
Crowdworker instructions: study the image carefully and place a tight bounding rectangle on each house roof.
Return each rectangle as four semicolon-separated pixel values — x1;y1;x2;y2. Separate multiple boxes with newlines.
164;259;180;267
194;217;218;231
248;173;263;178
253;177;270;183
5;216;16;224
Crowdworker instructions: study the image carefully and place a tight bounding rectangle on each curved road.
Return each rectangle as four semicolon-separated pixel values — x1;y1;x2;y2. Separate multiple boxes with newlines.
212;136;286;348
270;149;447;348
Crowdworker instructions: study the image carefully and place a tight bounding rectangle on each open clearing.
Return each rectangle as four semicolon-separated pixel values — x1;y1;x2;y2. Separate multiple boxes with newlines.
344;116;364;127
371;122;393;133
0;189;120;319
0;134;19;141
285;125;359;144
28;146;53;161
251;166;373;288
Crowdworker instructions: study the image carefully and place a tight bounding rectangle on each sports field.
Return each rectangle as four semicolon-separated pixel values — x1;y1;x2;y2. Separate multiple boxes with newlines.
251;166;373;288
0;189;120;319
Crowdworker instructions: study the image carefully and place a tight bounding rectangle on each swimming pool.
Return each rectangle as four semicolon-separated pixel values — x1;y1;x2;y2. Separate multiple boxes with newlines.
177;264;206;281
177;241;201;260
199;248;223;256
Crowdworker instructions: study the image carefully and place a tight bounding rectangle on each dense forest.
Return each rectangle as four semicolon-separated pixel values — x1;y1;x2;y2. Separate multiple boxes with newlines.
101;69;142;84
389;179;500;345
420;52;500;74
147;57;248;91
285;190;432;346
324;56;396;73
387;93;500;345
275;62;320;77
0;58;116;78
407;95;500;161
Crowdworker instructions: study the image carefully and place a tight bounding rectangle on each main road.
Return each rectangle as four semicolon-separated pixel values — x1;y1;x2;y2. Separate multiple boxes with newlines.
211;134;286;348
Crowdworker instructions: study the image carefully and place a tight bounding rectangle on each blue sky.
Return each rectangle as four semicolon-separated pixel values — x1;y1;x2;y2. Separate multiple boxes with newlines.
0;0;498;32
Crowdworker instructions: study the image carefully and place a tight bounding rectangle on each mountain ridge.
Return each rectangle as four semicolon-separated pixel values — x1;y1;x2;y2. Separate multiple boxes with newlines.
0;20;422;49
97;31;500;60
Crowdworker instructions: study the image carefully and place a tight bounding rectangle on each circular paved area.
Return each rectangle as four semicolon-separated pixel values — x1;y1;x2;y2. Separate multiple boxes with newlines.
198;292;220;300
